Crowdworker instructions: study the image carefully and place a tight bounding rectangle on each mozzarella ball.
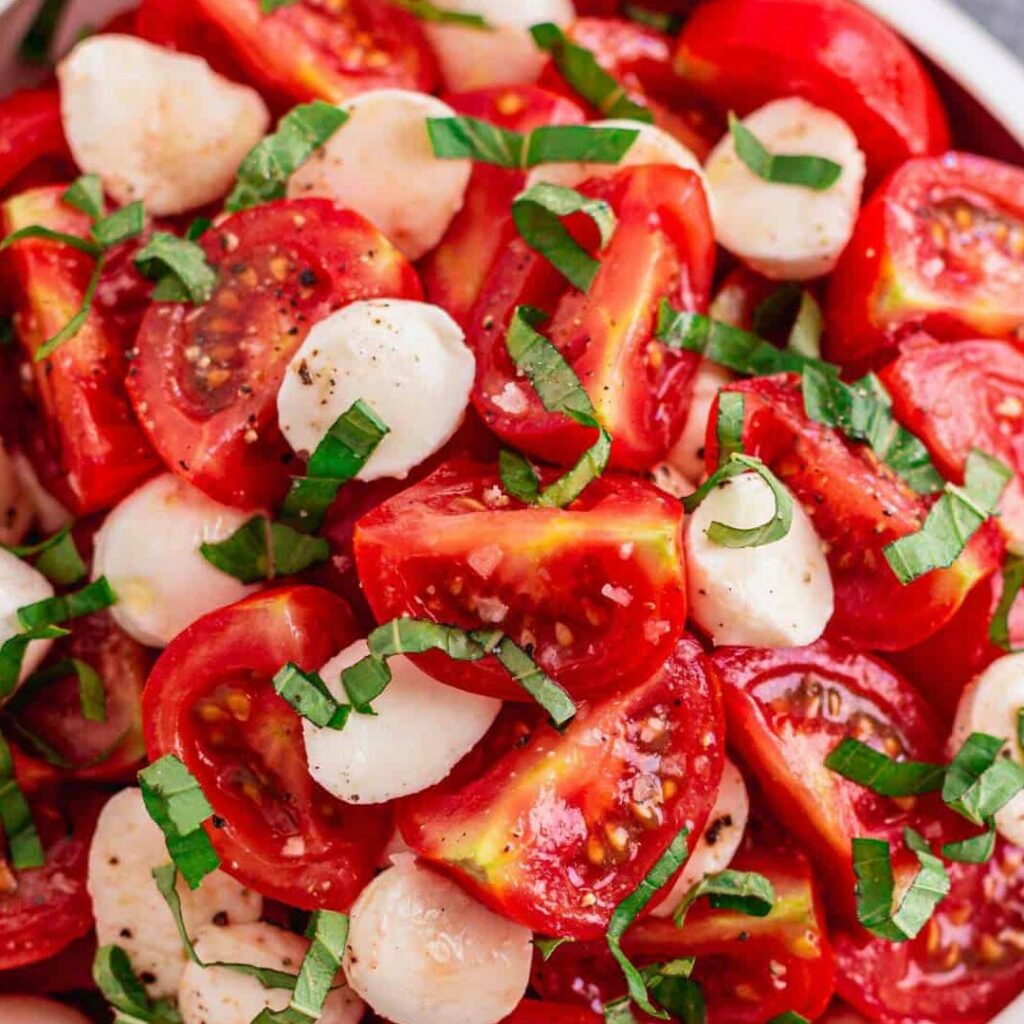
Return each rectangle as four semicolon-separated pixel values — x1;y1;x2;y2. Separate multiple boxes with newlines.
179;923;363;1024
88;788;262;999
11;452;70;534
304;640;501;804
705;98;866;280
278;300;475;483
665;360;734;488
344;859;532;1024
0;547;55;687
0;997;92;1024
58;35;269;216
0;440;32;546
91;474;259;648
686;471;834;647
287;90;471;260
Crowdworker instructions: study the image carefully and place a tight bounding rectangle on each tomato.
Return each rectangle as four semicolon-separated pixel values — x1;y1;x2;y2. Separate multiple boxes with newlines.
128;198;421;509
0;91;71;197
143;586;391;911
706;374;1003;651
398;635;723;939
421;85;586;328
834;838;1024;1024
2;186;161;515
471;165;714;471
533;849;835;1023
673;0;949;180
501;1003;599;1023
355;458;687;702
0;932;96;995
826;155;1024;372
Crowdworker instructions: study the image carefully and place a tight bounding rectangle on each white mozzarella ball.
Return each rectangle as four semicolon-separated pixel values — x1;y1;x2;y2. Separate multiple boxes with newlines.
58;36;270;216
92;474;259;648
0;440;32;546
287;90;471;260
179;923;363;1024
88;788;262;999
951;653;1024;846
0;547;55;687
705;97;866;280
0;996;92;1024
665;360;734;488
344;859;532;1024
11;452;70;534
304;640;501;804
652;759;750;917
278;300;475;483
686;471;834;647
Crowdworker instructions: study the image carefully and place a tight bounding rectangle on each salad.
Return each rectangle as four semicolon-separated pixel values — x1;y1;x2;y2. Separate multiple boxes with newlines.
0;0;1022;1022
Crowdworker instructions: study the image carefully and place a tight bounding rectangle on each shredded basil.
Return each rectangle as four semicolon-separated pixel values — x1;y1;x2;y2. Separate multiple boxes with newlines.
671;869;775;926
990;555;1024;651
0;625;69;700
943;732;1024;828
729;113;843;191
134;233;217;305
623;4;682;32
93;945;183;1024
200;516;329;584
534;936;573;961
825;738;945;797
0;730;44;870
63;174;105;221
273;663;350;731
390;0;490;27
5;524;87;586
753;284;824;360
942;828;997;864
20;657;107;723
19;0;70;63
769;1015;811;1024
261;0;300;11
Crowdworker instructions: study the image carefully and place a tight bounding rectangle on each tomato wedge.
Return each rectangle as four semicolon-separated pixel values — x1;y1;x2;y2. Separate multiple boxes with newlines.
398;635;723;939
0;91;71;197
128;198;421;509
471;164;714;471
501;1003;599;1023
354;458;687;702
826;154;1024;373
143;586;391;911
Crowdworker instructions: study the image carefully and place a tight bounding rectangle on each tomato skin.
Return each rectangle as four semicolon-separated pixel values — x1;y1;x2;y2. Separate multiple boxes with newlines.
355;458;687;702
826;155;1024;373
471;164;714;472
0;91;71;197
673;0;949;180
129;198;421;509
143;586;391;911
501;1004;599;1023
398;635;724;939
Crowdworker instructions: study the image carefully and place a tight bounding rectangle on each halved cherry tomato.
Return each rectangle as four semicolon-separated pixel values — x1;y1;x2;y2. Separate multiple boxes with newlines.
2;186;161;515
706;374;1003;651
354;458;687;701
421;85;587;328
471;165;714;471
501;1003;599;1023
827;155;1024;373
398;635;723;939
128;198;421;509
673;0;949;180
0;91;71;198
0;932;96;995
143;586;391;911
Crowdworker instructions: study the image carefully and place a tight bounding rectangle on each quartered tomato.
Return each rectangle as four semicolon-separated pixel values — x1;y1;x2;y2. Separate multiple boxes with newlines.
0;90;71;197
354;458;687;701
128;198;421;509
826;155;1024;372
834;838;1024;1024
2;186;161;515
471;164;714;471
707;374;1003;651
421;85;586;328
398;636;724;939
0;932;97;995
143;586;391;911
501;1003;599;1023
673;0;949;180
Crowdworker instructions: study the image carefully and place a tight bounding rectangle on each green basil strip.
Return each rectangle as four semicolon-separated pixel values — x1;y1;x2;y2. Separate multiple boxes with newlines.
35;657;106;722
19;0;71;63
534;936;573;961
5;523;87;585
138;755;220;889
623;3;682;32
93;945;183;1024
729;113;843;191
604;998;637;1024
825;738;945;798
942;828;997;864
0;224;101;258
227;101;349;212
490;635;577;728
0;625;69;700
63;174;105;221
17;576;117;630
646;973;705;1024
853;828;950;941
531;23;654;124
884;449;1012;584
1019;708;1024;759
427;116;526;168
498;449;541;504
134;232;217;305
525;124;639;167
714;391;745;467
787;290;824;359
943;731;1024;827
260;0;297;11
0;317;13;347
671;869;775;927
990;554;1024;651
0;730;44;870
768;1015;811;1024
200;515;329;584
273;663;350;730
390;0;490;27
91;202;145;250
34;255;104;362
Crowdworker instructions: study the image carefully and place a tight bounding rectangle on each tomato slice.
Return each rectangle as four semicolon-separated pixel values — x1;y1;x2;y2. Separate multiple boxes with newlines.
826;155;1024;373
398;635;723;939
0;91;71;197
706;374;1003;651
0;933;96;996
2;186;161;515
354;458;687;702
143;586;390;911
501;1003;599;1023
673;0;949;180
471;164;714;471
128;198;421;509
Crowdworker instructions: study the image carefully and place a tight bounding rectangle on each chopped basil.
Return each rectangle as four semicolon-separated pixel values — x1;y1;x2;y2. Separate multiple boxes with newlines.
0;625;69;700
134;232;217;304
261;0;299;11
942;828;997;864
534;935;573;961
200;516;330;584
604;998;637;1024
428;116;527;167
273;663;350;730
0;318;13;347
5;524;87;585
490;635;578;727
0;730;44;870
671;869;775;926
753;284;824;360
729;113;843;191
943;732;1024;828
714;391;745;465
17;576;117;630
769;1015;811;1024
390;0;490;27
227;101;349;212
646;973;705;1024
623;4;682;32
825;738;945;797
63;174;105;221
787;290;824;359
990;554;1024;651
528;124;639;166
20;657;107;723
1019;708;1024;759
19;0;70;63
0;224;101;259
92;202;146;250
35;259;103;361
498;449;542;504
93;945;182;1024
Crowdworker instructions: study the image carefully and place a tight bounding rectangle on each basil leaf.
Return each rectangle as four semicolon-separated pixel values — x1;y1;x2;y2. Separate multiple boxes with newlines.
534;936;573;961
671;869;775;926
943;732;1024;827
93;944;183;1024
227;101;348;212
0;625;69;700
34;255;104;361
499;449;541;504
390;0;490;27
729;113;842;191
0;224;101;258
942;828;997;864
714;391;745;467
19;0;71;64
525;124;639;167
17;576;117;630
647;973;705;1024
5;524;87;586
787;290;824;359
366;618;495;662
491;635;577;728
200;515;329;583
604;998;637;1024
1019;708;1024;759
990;555;1024;652
427;116;526;168
768;1015;811;1024
186;217;212;241
91;202;145;250
0;730;44;869
261;0;298;10
29;657;106;722
63;174;105;221
623;4;682;32
273;663;350;730
134;232;217;305
825;738;945;797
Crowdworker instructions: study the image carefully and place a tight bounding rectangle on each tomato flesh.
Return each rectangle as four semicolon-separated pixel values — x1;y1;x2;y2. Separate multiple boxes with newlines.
0;90;71;198
501;1003;599;1023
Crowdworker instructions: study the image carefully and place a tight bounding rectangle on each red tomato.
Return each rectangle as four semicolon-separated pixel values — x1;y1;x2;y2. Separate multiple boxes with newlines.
398;636;724;939
2;186;161;515
834;839;1024;1024
355;458;687;702
0;91;71;197
0;932;96;995
707;374;1003;651
827;155;1024;372
673;0;949;180
128;198;421;509
501;1003;599;1023
471;165;714;471
421;85;587;328
143;586;391;911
